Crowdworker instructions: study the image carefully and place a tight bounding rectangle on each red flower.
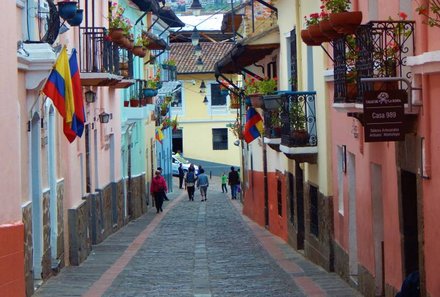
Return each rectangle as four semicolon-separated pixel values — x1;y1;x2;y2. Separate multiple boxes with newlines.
398;12;408;20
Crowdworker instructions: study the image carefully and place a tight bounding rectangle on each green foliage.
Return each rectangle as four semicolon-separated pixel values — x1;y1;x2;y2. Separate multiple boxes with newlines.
322;0;351;13
289;101;306;131
244;77;277;96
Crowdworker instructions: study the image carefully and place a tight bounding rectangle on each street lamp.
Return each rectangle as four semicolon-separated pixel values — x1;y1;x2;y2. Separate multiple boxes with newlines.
199;80;206;93
203;96;208;104
191;27;200;46
84;89;96;104
194;43;202;57
189;0;203;16
196;57;204;71
99;112;110;123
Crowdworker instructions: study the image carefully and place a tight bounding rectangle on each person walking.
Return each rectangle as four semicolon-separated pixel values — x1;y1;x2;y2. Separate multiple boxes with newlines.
221;172;228;193
150;169;168;213
185;167;197;201
196;169;209;201
178;163;185;189
157;167;169;200
228;166;240;199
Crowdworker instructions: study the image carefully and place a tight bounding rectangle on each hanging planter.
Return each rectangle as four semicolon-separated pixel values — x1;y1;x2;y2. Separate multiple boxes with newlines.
132;46;146;57
143;88;156;97
308;24;331;43
66;8;83;26
57;1;78;20
300;29;322;46
248;94;264;108
319;19;343;40
329;11;363;35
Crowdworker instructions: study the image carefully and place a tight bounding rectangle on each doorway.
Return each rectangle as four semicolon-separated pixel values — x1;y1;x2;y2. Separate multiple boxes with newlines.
172;128;183;154
295;163;304;250
400;170;419;276
371;163;384;296
348;152;358;282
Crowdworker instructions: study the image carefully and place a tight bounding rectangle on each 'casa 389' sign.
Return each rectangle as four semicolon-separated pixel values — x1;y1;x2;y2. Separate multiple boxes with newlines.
363;90;406;142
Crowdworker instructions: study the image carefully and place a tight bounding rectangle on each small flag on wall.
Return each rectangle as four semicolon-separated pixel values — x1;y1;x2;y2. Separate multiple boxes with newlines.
243;107;264;143
155;127;164;144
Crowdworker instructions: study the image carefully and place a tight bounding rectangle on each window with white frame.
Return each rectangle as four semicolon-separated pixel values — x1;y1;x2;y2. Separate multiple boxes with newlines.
212;128;228;150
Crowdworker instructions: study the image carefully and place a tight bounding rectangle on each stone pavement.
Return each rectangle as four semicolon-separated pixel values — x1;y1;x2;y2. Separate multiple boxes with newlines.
33;177;362;297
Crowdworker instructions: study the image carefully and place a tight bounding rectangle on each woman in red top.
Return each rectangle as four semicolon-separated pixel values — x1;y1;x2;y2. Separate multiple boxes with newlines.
150;170;168;213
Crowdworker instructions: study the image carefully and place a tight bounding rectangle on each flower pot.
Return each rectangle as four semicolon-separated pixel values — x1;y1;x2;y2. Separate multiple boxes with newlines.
66;8;83;26
248;94;263;108
319;19;343;40
109;28;125;41
143;88;156;97
119;62;128;70
130;99;139;107
308;24;331;43
114;36;127;47
57;1;78;20
162;64;169;70
132;46;146;57
291;130;309;146
329;11;363;35
300;29;322;46
123;101;129;107
270;127;282;138
145;97;154;104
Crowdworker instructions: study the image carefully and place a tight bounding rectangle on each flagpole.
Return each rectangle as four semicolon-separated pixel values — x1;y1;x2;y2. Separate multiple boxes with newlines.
28;45;67;119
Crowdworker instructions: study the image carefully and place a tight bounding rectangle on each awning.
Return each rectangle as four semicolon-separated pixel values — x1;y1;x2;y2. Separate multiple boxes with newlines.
221;13;243;33
157;7;185;28
143;31;170;51
215;26;280;74
158;81;181;95
131;0;159;14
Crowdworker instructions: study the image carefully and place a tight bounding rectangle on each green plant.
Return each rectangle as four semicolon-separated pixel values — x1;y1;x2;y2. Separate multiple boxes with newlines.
109;2;132;34
416;0;440;27
163;59;176;66
321;0;351;13
244;77;277;95
269;109;282;128
289;101;306;131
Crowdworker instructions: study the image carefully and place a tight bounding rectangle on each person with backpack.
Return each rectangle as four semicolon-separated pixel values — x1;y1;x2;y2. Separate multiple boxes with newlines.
196;168;209;201
228;166;240;200
185;166;197;201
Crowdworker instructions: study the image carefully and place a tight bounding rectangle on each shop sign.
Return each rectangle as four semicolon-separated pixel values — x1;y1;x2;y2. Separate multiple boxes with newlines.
363;90;406;142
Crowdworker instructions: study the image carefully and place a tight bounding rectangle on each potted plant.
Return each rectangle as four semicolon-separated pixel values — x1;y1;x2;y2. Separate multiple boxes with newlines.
324;0;363;34
416;1;440;27
230;92;240;109
266;109;282;138
301;13;325;46
289;100;309;145
123;99;129;107
108;3;132;42
244;76;277;108
162;59;177;71
130;97;139;107
132;36;146;57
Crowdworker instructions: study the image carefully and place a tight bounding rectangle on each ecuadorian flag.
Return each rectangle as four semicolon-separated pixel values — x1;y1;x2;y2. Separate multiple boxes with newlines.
243;107;264;143
43;47;86;142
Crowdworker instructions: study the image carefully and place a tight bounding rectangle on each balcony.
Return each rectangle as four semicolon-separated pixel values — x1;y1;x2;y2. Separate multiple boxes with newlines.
332;20;418;116
79;27;133;87
278;92;318;163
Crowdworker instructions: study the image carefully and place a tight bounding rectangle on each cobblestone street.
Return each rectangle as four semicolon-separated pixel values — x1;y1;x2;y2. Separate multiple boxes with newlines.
33;178;361;297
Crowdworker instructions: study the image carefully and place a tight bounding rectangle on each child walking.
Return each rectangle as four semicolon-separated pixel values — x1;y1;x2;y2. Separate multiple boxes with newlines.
221;172;228;193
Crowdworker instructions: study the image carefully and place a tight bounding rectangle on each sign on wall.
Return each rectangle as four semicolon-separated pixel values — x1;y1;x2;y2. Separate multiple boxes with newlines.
363;90;406;142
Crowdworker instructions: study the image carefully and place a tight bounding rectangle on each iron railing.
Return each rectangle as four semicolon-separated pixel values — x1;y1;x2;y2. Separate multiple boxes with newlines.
279;92;317;148
78;26;133;78
333;21;415;104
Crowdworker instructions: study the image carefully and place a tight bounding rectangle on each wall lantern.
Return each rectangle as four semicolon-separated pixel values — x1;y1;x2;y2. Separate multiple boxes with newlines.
194;44;202;57
199;80;206;93
99;112;110;124
84;89;96;104
191;27;200;46
189;0;203;16
203;96;208;104
196;57;204;71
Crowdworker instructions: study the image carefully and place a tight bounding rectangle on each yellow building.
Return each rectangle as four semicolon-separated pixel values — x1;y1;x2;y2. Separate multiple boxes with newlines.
170;42;240;167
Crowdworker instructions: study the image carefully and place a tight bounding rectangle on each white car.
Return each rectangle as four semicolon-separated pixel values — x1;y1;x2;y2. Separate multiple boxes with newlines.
172;154;199;176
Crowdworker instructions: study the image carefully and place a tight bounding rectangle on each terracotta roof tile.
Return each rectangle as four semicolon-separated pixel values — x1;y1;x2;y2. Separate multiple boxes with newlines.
170;42;234;73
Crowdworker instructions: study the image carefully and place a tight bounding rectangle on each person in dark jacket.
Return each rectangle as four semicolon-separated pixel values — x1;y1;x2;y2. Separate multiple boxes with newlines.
185;167;197;201
178;163;185;189
228;166;240;199
150;170;168;213
395;271;420;297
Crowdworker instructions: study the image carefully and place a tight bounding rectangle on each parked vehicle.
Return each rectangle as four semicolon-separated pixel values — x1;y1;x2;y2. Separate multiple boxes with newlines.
172;153;198;176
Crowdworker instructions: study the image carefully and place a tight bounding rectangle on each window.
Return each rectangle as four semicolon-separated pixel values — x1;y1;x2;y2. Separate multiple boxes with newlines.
310;185;319;237
212;128;228;150
210;83;227;106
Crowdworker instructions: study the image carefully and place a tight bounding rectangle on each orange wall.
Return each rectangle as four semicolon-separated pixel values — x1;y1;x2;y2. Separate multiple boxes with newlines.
0;223;25;297
243;170;288;242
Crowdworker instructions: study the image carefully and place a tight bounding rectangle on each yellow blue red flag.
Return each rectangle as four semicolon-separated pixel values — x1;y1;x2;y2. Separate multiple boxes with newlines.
43;47;75;125
243;107;264;143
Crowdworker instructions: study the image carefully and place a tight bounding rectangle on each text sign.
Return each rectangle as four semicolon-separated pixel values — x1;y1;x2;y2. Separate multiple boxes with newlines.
363;90;406;142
